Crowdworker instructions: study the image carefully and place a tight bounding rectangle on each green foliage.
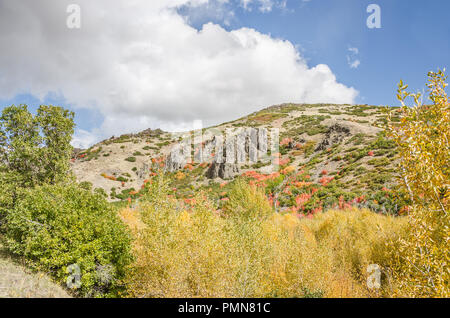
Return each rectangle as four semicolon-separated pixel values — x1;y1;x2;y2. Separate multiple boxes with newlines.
0;170;22;221
282;115;329;137
114;188;137;200
79;181;93;191
303;141;317;157
124;157;136;163
4;184;133;297
94;188;108;198
0;104;74;186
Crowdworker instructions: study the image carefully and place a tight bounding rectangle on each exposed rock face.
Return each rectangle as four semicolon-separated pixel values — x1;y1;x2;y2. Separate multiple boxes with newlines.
206;134;239;179
206;162;240;180
136;163;150;179
165;140;190;172
206;128;269;179
316;123;351;151
165;127;270;179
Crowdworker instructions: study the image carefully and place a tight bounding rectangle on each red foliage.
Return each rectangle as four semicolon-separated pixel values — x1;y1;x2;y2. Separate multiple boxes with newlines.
319;176;334;186
280;138;293;146
295;193;312;210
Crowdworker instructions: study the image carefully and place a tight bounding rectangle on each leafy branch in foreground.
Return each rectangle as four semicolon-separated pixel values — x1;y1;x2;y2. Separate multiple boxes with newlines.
386;69;449;297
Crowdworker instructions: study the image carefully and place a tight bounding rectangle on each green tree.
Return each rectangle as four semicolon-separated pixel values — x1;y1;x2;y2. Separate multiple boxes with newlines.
0;105;41;186
36;105;75;184
0;104;75;186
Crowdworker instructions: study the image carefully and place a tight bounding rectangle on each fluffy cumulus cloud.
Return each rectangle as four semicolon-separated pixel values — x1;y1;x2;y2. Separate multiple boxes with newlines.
0;0;357;148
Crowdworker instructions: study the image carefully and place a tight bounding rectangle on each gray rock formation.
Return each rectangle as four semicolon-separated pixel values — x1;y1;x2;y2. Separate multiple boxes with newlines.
165;127;271;179
315;123;351;151
206;127;269;179
207;134;239;179
165;140;190;172
136;163;150;179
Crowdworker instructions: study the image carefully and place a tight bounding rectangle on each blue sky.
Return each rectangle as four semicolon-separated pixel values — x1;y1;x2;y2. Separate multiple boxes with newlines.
0;0;448;147
182;0;450;105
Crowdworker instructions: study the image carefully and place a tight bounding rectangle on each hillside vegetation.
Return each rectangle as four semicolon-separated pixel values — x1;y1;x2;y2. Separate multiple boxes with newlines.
123;175;406;298
72;102;408;216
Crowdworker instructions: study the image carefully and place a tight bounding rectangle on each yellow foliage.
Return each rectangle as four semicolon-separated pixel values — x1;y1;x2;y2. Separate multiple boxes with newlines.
281;166;296;175
122;178;407;298
175;171;186;180
222;178;273;220
386;70;449;297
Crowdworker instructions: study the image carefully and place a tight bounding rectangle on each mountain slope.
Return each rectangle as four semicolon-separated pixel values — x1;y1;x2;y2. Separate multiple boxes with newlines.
71;103;407;214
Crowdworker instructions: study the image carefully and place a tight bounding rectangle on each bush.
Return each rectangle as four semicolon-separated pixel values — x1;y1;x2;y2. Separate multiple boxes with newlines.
0;171;21;222
123;175;406;298
4;183;133;297
124;157;136;162
223;178;273;220
94;187;108;198
79;181;93;191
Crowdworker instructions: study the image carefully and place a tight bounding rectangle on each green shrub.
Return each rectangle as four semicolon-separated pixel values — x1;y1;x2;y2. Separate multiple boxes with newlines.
94;187;108;198
223;179;273;220
0;171;21;222
79;181;93;191
4;183;133;297
124;157;136;163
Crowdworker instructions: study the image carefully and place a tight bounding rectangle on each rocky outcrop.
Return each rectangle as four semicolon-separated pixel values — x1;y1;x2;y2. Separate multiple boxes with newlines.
206;128;269;179
165;140;190;172
315;123;351;151
165;127;270;179
136;163;150;179
137;128;164;138
206;162;240;180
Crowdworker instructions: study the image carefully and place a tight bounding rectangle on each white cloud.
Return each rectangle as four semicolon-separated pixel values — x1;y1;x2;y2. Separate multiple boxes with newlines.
0;0;358;148
347;47;361;69
180;0;236;26
348;47;359;55
240;0;286;12
348;59;361;69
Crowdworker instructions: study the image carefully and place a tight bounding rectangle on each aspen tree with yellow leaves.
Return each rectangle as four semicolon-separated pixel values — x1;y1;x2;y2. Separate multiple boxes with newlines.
387;70;449;297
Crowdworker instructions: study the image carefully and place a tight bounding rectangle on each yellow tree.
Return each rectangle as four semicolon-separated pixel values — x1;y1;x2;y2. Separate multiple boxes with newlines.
387;70;449;297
